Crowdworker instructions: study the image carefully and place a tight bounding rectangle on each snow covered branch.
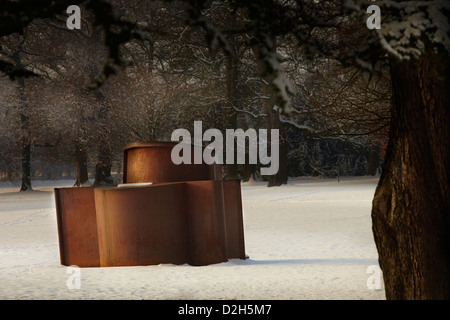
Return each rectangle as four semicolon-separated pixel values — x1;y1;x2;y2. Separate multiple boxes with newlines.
347;0;450;62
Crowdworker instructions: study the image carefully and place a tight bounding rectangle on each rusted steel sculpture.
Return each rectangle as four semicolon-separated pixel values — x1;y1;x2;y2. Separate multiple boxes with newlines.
123;142;222;183
54;187;99;267
55;142;246;267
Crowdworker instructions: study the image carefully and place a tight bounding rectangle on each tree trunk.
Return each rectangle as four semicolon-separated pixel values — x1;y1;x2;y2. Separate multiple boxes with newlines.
266;108;288;187
242;162;256;182
20;140;32;191
223;13;239;180
74;144;90;187
18;74;32;192
252;38;288;187
94;161;113;186
93;93;114;186
371;52;450;299
367;149;380;176
94;145;113;186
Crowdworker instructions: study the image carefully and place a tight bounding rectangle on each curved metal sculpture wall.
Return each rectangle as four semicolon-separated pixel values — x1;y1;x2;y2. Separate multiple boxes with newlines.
55;142;246;267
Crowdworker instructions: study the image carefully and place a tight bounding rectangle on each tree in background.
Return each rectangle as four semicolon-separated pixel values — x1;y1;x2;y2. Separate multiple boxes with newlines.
0;31;36;191
289;59;390;177
0;75;21;182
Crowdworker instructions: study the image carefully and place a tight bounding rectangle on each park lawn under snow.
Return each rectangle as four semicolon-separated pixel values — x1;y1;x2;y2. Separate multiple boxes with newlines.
0;176;385;300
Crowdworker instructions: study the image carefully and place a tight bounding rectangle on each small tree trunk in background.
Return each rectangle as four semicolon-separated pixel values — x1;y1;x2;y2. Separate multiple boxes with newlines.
371;51;450;299
94;161;113;186
367;149;380;176
94;145;113;186
223;13;239;180
18;75;32;192
261;66;288;187
267;111;288;187
74;144;90;187
20;140;32;191
253;38;288;187
242;162;256;182
92;91;114;186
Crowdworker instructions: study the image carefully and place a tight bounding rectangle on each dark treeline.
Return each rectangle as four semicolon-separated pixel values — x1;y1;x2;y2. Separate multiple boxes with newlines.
0;0;389;189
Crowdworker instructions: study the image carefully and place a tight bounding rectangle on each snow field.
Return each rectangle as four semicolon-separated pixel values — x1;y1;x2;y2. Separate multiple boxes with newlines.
0;177;385;299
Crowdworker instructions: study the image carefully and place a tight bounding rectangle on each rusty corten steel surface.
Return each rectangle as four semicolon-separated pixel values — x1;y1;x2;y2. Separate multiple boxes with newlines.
122;142;245;263
54;141;246;267
184;180;229;266
94;183;192;267
222;180;246;260
54;187;100;267
123;142;222;184
94;181;231;266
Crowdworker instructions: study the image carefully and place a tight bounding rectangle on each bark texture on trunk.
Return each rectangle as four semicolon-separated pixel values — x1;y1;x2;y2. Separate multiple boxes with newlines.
94;146;113;186
74;144;90;187
252;39;288;187
17;74;32;192
266;110;288;187
223;13;239;180
94;160;113;186
372;52;450;299
20;141;32;191
367;149;380;176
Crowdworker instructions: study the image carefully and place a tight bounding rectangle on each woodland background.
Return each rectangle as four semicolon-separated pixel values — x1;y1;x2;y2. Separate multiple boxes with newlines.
0;1;390;190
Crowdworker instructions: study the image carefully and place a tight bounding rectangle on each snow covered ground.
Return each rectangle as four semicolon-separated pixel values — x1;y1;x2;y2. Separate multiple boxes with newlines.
0;177;385;300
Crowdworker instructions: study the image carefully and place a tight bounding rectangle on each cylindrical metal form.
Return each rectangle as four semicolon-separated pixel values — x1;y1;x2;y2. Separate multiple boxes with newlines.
54;141;246;267
123;142;222;184
94;181;234;267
